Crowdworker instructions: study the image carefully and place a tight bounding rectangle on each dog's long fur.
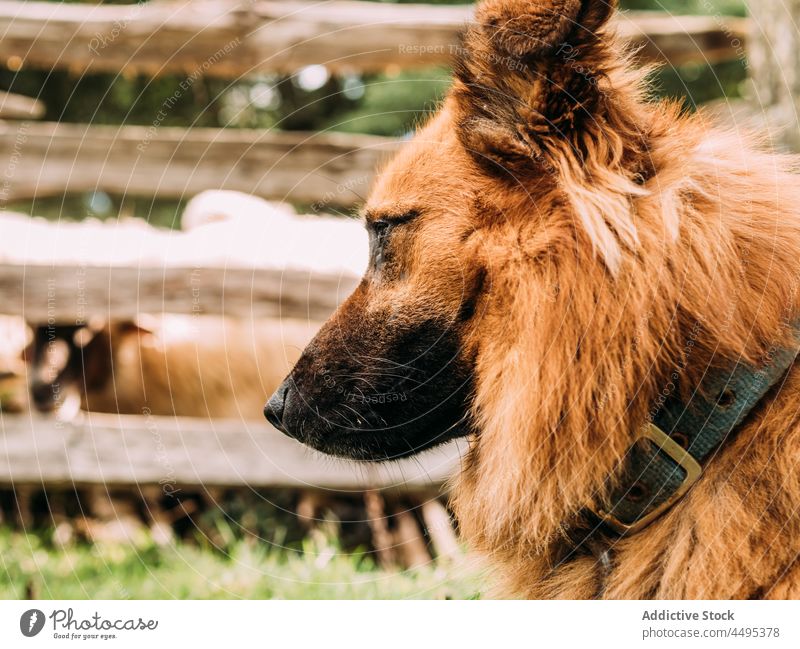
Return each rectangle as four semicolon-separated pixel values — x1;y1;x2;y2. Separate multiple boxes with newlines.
272;0;800;598
446;0;800;599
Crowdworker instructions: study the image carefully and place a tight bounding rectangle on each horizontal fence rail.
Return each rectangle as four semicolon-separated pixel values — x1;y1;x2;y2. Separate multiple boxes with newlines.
0;1;749;77
0;121;398;205
0;263;360;322
0;413;461;490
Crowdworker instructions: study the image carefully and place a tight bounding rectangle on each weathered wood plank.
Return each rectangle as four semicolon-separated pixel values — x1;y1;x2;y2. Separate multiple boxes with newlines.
0;263;360;322
0;413;461;490
746;0;800;149
0;1;748;77
0;121;398;205
621;12;748;67
0;91;45;120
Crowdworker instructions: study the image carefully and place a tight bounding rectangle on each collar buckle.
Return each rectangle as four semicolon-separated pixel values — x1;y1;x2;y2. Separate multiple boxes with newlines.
595;423;703;535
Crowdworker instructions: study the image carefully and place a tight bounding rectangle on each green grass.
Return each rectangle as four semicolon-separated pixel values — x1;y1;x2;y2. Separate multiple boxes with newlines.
0;528;483;600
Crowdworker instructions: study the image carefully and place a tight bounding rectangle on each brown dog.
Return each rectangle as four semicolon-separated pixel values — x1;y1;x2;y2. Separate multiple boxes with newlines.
266;0;800;598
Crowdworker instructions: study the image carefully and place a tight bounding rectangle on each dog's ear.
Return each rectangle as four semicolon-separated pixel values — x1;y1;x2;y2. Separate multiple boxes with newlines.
454;0;619;175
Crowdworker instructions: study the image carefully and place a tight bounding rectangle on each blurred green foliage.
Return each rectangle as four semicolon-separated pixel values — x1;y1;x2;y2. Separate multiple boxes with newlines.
4;193;186;229
321;69;450;137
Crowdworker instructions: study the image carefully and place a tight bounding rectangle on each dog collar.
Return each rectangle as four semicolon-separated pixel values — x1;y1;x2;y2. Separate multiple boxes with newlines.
594;328;800;536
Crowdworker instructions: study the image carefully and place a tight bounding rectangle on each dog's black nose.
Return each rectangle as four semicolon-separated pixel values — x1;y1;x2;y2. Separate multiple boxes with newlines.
264;383;289;433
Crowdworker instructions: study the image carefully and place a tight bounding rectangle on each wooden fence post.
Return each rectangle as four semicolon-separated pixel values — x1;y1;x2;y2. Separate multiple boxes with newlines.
746;0;800;148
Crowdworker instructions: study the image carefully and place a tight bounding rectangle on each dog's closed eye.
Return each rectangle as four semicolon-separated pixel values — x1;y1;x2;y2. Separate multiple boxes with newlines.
366;210;419;272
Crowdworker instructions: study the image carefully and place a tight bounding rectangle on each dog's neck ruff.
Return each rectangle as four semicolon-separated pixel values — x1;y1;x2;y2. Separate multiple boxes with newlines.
594;328;800;536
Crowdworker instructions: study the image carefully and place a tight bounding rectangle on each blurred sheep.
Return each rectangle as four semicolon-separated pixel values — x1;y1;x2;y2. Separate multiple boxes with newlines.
0;194;367;277
179;190;368;276
30;315;319;419
8;190;363;418
0;315;31;413
181;190;296;231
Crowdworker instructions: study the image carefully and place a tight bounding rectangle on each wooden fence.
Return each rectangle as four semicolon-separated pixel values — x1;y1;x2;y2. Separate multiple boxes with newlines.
0;0;751;491
0;2;749;206
0;412;459;491
0;121;396;205
0;1;747;76
0;263;360;322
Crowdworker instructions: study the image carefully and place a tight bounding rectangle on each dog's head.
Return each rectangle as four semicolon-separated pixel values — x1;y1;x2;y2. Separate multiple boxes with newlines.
267;112;485;460
264;0;642;461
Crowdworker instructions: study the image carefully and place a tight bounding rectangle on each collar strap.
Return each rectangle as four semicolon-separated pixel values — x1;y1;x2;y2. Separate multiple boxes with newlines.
595;334;800;536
